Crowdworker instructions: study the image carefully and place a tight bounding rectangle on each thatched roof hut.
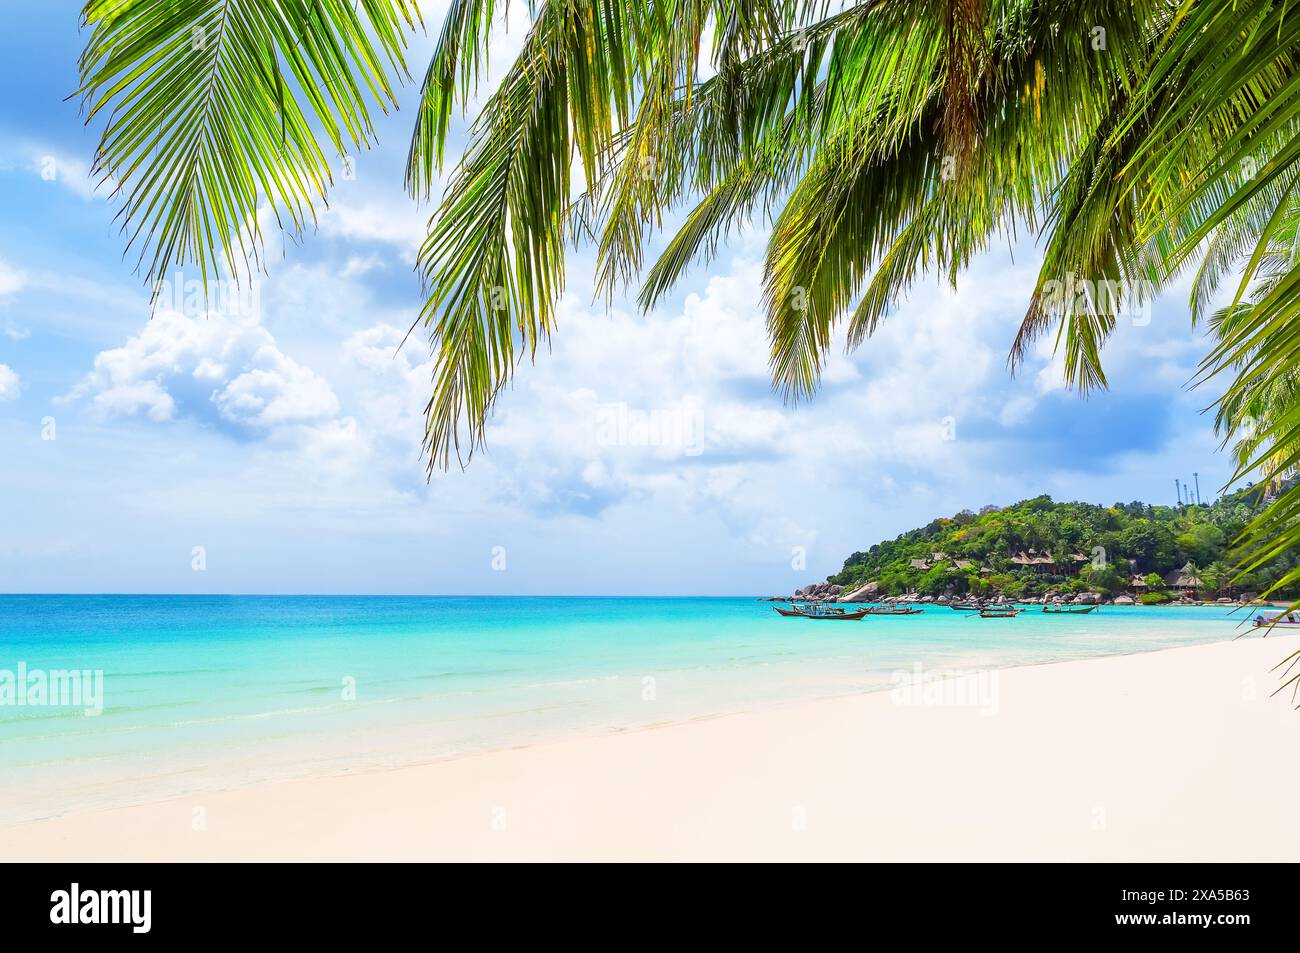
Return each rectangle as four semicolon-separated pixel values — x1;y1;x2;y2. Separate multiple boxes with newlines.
1163;562;1203;591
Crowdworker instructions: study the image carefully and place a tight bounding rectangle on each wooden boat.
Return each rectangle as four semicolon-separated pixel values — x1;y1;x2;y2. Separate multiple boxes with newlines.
979;607;1019;618
1252;615;1300;628
773;604;869;620
867;607;925;615
948;603;982;611
1042;604;1097;615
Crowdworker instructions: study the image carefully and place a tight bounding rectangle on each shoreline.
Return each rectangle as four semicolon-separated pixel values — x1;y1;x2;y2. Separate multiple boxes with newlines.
4;635;1298;861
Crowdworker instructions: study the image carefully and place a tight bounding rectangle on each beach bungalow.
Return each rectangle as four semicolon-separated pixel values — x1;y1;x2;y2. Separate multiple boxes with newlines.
1010;549;1058;573
908;558;929;570
1163;562;1203;597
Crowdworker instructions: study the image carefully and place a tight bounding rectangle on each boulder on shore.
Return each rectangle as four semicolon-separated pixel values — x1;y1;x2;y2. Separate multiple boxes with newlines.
839;581;879;603
1112;595;1135;605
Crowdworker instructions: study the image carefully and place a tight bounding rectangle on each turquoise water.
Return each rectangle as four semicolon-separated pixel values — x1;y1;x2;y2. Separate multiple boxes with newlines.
0;595;1255;822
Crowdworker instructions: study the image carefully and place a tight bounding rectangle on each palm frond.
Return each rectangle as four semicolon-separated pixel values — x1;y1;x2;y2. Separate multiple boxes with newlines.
78;0;420;290
414;1;579;470
405;0;501;199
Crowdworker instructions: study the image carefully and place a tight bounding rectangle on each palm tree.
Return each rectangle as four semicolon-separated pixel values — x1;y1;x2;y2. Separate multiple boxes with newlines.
75;2;1300;597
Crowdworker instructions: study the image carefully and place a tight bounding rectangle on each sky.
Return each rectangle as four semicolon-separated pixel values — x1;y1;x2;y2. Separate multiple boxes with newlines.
0;4;1234;595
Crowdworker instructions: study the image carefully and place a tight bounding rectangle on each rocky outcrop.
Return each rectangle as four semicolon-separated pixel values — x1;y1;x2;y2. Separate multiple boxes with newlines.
1112;595;1135;605
795;582;844;601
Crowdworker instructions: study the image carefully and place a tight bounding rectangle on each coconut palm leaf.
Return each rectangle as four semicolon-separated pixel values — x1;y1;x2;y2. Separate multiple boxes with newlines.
411;0;830;466
413;0;667;469
1015;0;1300;388
404;0;502;199
77;0;420;290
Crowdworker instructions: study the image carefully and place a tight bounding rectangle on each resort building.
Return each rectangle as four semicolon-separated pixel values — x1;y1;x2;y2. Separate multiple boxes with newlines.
1163;562;1203;597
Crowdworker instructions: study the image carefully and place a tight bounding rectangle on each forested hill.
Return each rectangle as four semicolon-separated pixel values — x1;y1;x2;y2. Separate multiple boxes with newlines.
825;489;1297;601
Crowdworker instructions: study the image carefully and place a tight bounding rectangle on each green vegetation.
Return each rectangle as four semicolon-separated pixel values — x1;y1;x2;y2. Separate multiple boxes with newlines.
826;491;1300;601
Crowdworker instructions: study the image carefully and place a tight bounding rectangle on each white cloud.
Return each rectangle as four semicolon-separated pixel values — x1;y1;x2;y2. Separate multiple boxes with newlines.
317;197;427;258
0;364;20;400
343;322;433;447
1032;343;1068;395
404;250;1018;527
66;309;340;436
211;345;339;428
341;254;386;278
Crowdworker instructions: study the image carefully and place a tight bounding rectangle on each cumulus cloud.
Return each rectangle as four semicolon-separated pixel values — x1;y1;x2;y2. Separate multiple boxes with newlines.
0;363;20;400
65;309;340;437
370;251;997;525
317;198;427;259
343;322;433;446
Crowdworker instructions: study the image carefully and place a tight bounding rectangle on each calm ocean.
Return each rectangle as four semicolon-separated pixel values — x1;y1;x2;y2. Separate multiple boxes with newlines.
0;595;1253;823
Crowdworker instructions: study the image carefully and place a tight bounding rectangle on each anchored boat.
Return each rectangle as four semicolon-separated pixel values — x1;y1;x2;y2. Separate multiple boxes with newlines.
773;602;869;620
1252;613;1300;629
1042;604;1097;615
979;607;1019;618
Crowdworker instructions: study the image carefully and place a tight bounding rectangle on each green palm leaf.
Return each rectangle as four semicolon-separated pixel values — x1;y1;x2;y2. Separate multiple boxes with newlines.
77;0;419;290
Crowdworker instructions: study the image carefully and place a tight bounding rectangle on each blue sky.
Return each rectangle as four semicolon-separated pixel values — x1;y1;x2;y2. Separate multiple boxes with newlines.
0;4;1232;595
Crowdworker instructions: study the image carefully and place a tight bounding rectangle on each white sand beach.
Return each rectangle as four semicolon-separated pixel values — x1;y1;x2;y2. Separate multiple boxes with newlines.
5;635;1298;862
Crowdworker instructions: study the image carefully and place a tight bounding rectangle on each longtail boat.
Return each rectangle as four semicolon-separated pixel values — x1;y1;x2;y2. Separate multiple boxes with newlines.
1252;614;1300;629
867;607;925;615
979;607;1019;618
948;603;982;611
1042;605;1097;615
773;603;869;620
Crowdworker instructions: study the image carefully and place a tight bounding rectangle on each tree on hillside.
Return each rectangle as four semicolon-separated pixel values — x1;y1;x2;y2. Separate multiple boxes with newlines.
1176;524;1226;567
1119;522;1178;572
1081;563;1125;595
1200;561;1236;598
